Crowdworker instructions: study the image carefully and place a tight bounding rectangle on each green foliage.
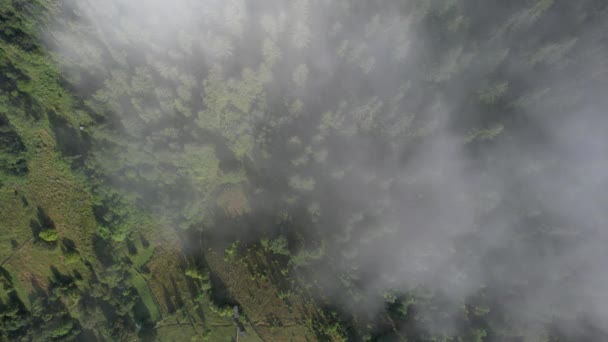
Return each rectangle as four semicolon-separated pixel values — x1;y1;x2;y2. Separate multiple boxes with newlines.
292;64;309;88
479;82;509;105
185;268;210;284
63;251;80;264
38;229;57;242
312;318;348;342
224;241;240;261
208;303;234;318
466;123;504;143
506;0;555;31
91;183;143;242
48;320;76;339
292;22;311;49
290;243;325;267
462;328;487;342
469;304;490;317
261;236;290;256
529;38;578;67
288;175;315;191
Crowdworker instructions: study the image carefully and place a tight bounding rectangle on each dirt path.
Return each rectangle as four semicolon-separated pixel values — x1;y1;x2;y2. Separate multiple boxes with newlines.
0;237;33;267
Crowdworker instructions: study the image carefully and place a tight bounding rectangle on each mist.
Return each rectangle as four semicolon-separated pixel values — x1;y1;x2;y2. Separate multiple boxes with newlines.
45;0;608;339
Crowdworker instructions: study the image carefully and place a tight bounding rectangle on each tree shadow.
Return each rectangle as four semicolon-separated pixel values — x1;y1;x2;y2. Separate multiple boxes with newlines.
47;109;90;159
29;277;46;297
36;206;55;230
195;304;206;321
29;219;42;240
61;238;77;254
92;234;114;267
140;234;150;248
162;285;176;314
49;266;75;290
133;296;153;326
126;238;138;255
78;329;100;342
209;272;237;309
170;277;184;309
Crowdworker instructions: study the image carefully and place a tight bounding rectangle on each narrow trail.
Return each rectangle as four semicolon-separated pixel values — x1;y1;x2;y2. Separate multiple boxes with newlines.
0;237;33;267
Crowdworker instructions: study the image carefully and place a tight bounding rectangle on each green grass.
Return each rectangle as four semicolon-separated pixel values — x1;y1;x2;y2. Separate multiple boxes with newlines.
124;233;157;269
0;187;36;262
0;7;100;309
205;249;320;341
155;324;204;341
155;323;237;342
131;271;161;322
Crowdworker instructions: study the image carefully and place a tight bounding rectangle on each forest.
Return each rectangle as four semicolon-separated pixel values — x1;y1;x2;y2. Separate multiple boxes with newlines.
0;0;608;341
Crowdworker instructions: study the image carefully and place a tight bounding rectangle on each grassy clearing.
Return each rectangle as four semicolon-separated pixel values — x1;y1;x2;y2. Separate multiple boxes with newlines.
151;289;255;341
155;324;202;341
0;25;99;307
216;185;251;216
127;233;157;268
131;271;161;322
6;243;59;290
0;187;35;262
135;226;266;341
141;239;187;316
206;249;319;341
0;122;97;295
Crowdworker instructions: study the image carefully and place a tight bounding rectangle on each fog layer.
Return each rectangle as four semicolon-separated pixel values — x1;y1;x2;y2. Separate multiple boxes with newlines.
48;0;608;339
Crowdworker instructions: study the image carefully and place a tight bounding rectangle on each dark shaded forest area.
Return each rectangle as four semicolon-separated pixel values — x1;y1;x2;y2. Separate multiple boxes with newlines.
1;0;607;341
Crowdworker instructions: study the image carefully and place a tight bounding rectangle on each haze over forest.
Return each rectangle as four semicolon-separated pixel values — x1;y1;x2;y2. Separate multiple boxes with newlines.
0;0;607;341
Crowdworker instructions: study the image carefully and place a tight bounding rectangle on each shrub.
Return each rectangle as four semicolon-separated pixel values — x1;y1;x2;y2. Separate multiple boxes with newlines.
39;229;58;242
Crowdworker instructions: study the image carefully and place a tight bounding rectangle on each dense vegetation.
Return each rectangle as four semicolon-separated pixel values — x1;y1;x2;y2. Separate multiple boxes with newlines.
1;0;607;341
